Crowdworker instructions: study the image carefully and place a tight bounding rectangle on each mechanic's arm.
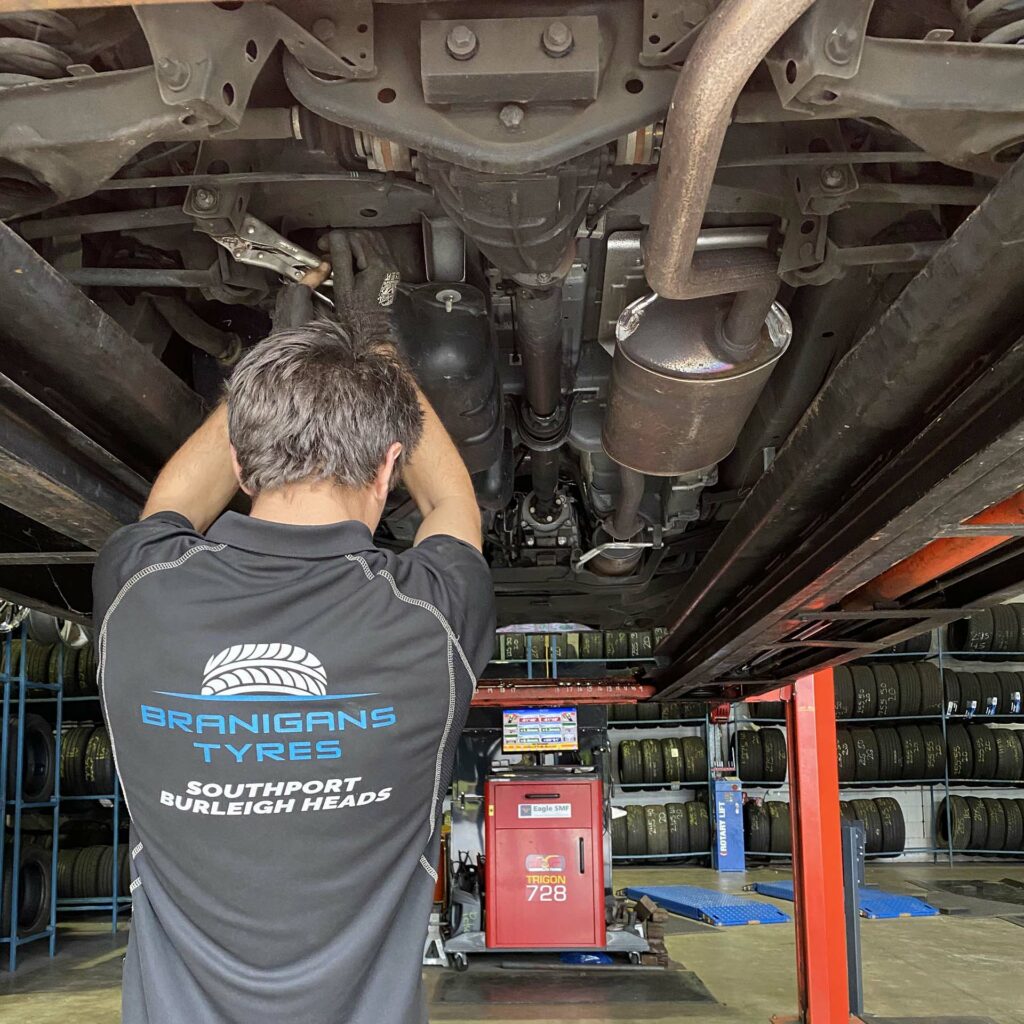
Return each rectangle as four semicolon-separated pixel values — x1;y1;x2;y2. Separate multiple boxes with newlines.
403;388;482;552
141;403;237;531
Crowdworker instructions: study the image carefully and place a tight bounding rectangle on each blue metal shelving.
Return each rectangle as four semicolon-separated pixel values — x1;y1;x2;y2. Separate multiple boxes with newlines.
2;625;127;969
0;624;62;971
57;787;126;934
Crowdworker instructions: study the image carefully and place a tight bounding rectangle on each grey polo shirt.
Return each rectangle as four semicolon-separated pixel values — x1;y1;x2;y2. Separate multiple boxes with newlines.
93;511;494;1024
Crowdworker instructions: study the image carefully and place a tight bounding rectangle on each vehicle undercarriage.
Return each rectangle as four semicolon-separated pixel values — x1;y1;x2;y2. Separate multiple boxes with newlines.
4;0;1024;692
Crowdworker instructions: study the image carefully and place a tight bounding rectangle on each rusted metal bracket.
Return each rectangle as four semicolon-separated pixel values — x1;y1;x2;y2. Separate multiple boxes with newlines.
639;0;711;67
767;0;875;108
136;2;361;130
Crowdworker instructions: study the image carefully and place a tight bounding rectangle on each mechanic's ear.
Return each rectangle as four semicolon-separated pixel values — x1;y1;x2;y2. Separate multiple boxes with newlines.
230;446;253;497
373;441;404;501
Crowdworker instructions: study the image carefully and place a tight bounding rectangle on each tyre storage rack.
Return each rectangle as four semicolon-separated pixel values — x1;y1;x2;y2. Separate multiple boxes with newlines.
736;623;1024;867
488;627;665;680
607;709;714;865
485;628;714;864
0;623;62;971
27;647;127;935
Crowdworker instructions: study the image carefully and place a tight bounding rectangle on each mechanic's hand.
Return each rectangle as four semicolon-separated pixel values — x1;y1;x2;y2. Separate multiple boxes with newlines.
349;230;400;308
327;229;399;309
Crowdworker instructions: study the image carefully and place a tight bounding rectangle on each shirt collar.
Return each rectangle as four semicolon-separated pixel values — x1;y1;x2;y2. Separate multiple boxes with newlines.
206;511;375;559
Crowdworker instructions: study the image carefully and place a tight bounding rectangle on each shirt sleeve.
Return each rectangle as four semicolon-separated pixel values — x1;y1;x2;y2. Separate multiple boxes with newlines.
92;512;200;624
395;536;496;678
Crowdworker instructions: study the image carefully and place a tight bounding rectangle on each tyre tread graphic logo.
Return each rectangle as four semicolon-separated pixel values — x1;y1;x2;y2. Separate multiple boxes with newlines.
202;643;328;699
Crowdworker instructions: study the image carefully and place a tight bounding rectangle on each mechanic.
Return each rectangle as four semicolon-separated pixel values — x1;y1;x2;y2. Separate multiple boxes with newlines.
93;241;495;1024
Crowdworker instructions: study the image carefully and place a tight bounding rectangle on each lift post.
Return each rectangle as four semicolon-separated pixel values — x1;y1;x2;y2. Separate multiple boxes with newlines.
783;667;854;1024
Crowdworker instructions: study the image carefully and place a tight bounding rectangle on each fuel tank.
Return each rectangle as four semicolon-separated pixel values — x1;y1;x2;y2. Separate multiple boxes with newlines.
392;283;503;475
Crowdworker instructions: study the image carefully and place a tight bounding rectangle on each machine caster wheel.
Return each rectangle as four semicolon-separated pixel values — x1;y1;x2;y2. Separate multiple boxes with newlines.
451;953;469;972
628;952;642;965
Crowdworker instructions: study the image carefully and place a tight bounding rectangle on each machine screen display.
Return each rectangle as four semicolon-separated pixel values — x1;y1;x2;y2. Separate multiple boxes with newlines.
502;707;578;752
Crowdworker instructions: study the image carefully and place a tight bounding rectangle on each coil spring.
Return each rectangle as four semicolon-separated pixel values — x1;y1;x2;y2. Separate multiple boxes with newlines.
953;0;1024;44
0;11;74;85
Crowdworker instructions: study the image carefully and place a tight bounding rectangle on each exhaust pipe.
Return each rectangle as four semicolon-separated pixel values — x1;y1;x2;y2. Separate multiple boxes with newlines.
643;0;816;348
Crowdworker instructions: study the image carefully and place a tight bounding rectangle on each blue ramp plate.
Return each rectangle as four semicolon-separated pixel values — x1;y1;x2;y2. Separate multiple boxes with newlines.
751;881;938;919
626;885;790;927
857;891;939;919
751;881;797;901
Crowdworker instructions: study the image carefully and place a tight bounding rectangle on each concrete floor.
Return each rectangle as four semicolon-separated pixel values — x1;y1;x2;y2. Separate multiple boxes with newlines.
3;862;1023;1023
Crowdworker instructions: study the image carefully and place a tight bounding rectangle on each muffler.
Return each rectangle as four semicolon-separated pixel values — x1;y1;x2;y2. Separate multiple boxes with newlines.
602;294;792;476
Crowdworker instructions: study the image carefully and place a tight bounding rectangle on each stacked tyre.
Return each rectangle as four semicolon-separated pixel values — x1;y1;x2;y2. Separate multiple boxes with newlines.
943;723;1024;781
611;701;706;722
948;606;1024;658
833;662;944;719
57;845;130;899
840;798;906;854
5;713;56;801
747;798;907;856
3;640;99;696
5;640;55;686
743;801;791;855
618;736;708;786
1;843;52;936
748;699;786;721
836;723;947;783
61;725;115;796
610;801;710;860
63;644;100;699
734;728;787;783
947;670;1022;716
836;722;1024;783
937;796;1024;852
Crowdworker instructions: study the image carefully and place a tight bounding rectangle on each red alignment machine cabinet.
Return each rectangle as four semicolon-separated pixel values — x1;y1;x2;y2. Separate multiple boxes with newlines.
484;776;606;949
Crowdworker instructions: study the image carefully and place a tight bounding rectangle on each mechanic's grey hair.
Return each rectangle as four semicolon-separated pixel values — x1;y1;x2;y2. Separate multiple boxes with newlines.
225;317;423;494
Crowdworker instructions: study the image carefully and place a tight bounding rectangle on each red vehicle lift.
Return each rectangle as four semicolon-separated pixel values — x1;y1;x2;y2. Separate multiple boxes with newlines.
782;668;851;1024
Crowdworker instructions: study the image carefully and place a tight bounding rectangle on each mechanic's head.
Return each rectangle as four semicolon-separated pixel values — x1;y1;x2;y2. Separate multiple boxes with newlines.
225;316;423;522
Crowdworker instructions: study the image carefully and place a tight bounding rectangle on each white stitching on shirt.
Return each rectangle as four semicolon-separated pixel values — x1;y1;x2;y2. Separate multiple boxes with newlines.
344;553;475;878
131;842;144;859
419;854;438;883
344;555;475;687
129;877;143;894
98;542;226;821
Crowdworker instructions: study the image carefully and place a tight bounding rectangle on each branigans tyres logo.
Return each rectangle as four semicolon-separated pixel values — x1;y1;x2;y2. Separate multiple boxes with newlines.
202;643;328;699
142;640;399;813
138;641;398;769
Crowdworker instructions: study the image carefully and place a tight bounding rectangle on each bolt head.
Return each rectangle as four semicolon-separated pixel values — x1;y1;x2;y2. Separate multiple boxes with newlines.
446;24;478;59
557;536;567;546
192;187;218;211
312;18;336;42
820;165;845;189
542;20;574;56
499;103;525;130
525;536;535;546
158;57;191;92
824;25;858;65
